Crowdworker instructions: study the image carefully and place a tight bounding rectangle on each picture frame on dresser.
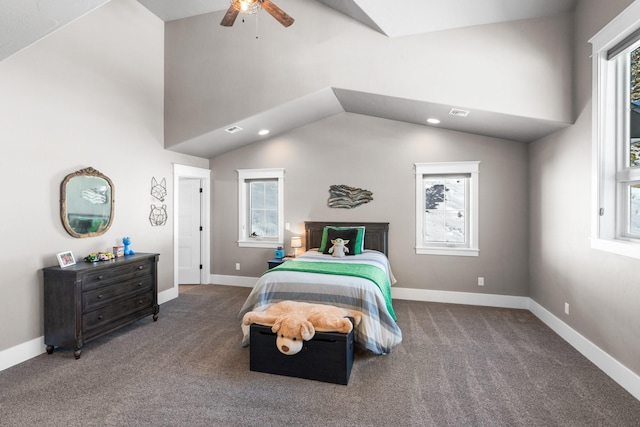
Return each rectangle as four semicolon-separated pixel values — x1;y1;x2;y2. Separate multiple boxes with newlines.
56;251;76;268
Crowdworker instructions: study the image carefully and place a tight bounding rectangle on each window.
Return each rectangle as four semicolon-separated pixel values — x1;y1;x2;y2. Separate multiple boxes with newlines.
590;1;640;259
415;162;479;256
237;168;284;248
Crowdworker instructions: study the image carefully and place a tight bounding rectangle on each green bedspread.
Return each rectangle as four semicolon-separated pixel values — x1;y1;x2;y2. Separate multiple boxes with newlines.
269;261;397;320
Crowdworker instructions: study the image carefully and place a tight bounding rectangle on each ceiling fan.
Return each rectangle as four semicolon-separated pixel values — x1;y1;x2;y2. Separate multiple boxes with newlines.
221;0;294;28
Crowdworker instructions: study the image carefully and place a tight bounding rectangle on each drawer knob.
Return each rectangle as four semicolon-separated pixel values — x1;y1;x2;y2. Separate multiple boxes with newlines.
137;282;143;287
137;265;143;270
98;295;103;299
98;315;103;320
97;275;104;280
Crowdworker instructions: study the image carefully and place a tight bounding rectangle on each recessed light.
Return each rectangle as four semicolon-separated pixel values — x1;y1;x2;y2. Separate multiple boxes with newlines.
258;129;270;136
426;118;441;124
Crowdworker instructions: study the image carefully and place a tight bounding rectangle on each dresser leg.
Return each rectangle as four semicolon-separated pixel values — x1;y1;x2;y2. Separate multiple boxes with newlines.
74;337;83;359
46;345;54;355
153;304;159;321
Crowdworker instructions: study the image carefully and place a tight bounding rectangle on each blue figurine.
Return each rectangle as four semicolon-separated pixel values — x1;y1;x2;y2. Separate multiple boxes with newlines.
123;237;135;255
275;246;285;259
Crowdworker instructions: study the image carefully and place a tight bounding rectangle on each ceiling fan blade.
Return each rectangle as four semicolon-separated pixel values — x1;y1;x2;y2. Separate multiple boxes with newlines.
220;5;240;26
260;0;294;27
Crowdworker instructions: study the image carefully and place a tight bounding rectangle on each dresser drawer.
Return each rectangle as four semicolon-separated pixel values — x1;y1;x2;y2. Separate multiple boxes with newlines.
83;291;155;333
82;276;153;312
82;260;152;291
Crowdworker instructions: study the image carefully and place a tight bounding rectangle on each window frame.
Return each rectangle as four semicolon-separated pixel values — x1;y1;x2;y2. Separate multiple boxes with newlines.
590;1;640;259
414;161;480;257
237;168;284;249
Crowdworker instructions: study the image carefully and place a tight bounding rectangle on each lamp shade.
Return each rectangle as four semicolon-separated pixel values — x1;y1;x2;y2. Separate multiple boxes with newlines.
290;236;302;248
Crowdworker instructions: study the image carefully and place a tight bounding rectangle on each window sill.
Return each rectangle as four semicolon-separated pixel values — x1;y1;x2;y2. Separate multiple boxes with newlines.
238;240;281;249
591;238;640;260
416;247;479;257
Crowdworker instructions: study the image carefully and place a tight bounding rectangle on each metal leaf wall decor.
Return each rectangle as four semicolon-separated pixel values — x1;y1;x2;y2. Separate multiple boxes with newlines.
328;184;373;209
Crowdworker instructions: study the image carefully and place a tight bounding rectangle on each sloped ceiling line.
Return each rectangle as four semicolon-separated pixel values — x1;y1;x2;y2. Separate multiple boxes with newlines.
0;0;111;62
167;87;572;159
314;0;386;36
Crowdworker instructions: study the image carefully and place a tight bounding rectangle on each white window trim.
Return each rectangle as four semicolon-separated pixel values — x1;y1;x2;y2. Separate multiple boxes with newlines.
590;1;640;260
237;168;284;249
414;161;480;257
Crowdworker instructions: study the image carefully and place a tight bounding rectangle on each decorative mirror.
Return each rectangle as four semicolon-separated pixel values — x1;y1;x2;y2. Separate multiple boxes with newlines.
60;167;114;238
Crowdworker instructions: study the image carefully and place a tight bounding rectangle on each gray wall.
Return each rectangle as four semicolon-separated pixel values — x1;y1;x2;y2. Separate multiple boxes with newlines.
210;112;530;297
0;0;208;353
529;0;640;375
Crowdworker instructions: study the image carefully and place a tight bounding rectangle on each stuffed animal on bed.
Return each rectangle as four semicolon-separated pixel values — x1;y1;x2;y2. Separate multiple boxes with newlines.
328;238;349;257
242;300;362;355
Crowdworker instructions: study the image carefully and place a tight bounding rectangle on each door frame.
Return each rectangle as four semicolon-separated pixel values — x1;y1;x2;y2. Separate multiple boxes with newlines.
172;164;211;296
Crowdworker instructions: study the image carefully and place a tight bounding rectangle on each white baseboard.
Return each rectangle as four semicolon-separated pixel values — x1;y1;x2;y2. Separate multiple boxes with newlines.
391;287;530;309
528;299;640;401
210;274;258;288
0;289;179;372
1;282;638;402
158;286;178;305
0;336;45;372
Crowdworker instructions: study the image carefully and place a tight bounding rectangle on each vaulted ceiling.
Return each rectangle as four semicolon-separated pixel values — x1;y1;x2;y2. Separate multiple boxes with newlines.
1;0;579;65
1;0;579;157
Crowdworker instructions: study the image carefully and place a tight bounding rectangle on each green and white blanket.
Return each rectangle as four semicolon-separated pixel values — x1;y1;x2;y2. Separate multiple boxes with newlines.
238;250;402;354
269;261;396;321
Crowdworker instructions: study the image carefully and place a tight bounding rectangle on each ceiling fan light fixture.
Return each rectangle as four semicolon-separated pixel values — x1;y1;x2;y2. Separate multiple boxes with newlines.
234;0;261;15
221;0;294;27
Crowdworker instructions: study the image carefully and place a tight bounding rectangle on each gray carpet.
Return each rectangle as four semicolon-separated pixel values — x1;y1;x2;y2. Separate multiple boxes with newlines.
1;284;639;426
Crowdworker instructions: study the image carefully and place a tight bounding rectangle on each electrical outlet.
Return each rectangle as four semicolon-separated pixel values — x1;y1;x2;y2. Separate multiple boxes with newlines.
477;277;484;286
565;302;569;315
235;263;240;271
285;222;291;230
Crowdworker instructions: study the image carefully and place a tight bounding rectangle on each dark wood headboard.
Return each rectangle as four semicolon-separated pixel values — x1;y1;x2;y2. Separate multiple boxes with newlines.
304;222;389;256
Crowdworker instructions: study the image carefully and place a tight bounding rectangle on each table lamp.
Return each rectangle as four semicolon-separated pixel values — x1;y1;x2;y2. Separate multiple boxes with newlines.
290;236;302;257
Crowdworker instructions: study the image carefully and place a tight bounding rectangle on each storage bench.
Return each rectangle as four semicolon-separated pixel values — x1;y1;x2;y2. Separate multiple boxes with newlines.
249;324;354;385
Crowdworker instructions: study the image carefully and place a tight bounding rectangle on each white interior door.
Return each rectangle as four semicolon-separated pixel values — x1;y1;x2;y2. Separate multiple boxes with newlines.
178;178;202;284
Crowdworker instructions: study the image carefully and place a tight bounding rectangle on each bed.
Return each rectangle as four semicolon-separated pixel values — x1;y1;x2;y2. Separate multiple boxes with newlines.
238;221;402;354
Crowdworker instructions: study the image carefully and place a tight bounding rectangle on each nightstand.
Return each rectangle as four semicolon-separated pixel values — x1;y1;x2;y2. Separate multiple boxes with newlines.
267;258;287;269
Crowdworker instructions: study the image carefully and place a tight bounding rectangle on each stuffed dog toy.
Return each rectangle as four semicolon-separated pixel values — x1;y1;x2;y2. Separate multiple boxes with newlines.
242;300;362;355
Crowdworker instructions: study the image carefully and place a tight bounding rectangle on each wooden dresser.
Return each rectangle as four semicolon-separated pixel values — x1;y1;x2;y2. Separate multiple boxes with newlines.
43;253;159;359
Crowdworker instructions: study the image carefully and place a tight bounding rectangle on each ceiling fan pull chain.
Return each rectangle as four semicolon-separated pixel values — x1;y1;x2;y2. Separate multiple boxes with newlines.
256;14;259;39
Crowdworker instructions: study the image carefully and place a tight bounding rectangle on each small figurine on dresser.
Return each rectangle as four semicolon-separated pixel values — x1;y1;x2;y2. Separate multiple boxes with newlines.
123;236;135;255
